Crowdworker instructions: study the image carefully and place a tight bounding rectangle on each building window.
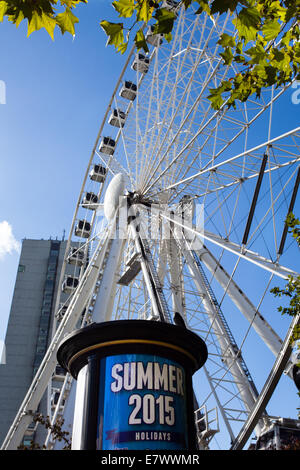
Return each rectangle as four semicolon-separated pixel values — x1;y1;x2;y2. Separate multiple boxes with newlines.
45;280;54;290
18;264;25;272
22;438;33;447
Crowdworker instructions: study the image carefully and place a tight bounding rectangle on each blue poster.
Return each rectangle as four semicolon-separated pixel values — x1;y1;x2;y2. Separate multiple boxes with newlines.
97;353;188;450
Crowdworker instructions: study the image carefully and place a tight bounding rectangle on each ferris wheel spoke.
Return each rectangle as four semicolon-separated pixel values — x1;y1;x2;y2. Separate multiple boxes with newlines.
203;230;299;280
143;13;229;183
140;13;227;190
153;203;298;280
244;164;299;253
144;85;293;199
138;7;192;187
150;128;300;205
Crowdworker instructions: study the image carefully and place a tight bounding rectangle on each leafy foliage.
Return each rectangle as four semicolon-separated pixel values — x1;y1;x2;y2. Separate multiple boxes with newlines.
0;0;87;38
271;214;300;318
100;1;300;110
270;213;300;412
17;413;71;450
271;213;300;356
1;2;300;112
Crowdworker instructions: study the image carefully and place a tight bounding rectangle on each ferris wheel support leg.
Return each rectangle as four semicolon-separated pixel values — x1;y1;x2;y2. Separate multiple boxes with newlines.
202;364;236;443
91;236;125;323
129;216;163;322
70;231;125;449
166;236;186;318
196;246;288;364
230;313;300;450
174;234;264;435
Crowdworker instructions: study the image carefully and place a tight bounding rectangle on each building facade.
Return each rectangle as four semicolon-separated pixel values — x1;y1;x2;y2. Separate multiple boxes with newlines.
0;238;78;447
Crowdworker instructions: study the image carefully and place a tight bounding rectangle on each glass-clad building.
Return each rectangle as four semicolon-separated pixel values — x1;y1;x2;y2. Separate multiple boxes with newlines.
0;238;79;447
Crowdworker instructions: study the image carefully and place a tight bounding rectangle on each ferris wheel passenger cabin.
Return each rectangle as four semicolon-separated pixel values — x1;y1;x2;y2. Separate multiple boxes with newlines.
131;53;150;73
89;164;107;183
119;81;137;101
74;219;91;238
62;276;79;294
98;137;116;155
67;247;85;266
81;192;99;211
146;25;163;47
108;108;126;128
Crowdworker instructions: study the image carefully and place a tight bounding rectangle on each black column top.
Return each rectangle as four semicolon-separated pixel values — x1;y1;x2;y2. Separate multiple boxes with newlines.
57;320;208;378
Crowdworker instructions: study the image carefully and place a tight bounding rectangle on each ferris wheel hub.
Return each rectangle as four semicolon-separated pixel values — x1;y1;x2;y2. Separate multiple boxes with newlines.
103;173;126;220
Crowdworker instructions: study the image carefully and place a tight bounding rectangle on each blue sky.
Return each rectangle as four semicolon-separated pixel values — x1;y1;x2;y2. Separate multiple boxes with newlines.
0;2;299;449
0;2;299;339
0;1;125;340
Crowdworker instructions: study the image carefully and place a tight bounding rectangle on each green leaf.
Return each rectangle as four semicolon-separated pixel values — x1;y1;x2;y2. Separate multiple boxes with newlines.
0;1;8;22
211;0;238;15
14;9;25;28
281;29;294;48
41;11;56;40
273;47;285;61
136;0;153;23
164;31;172;43
233;6;261;44
262;20;281;42
56;7;79;35
61;0;86;7
285;4;298;23
27;11;44;37
117;40;128;54
100;20;124;49
218;33;236;48
153;7;176;35
246;43;266;64
264;65;278;86
134;28;149;53
238;7;261;29
194;0;211;15
233;19;256;44
207;87;225;110
112;0;135;18
276;53;292;75
220;46;234;65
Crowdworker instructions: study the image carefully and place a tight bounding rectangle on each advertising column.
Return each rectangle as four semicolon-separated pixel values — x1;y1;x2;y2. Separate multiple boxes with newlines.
57;320;208;450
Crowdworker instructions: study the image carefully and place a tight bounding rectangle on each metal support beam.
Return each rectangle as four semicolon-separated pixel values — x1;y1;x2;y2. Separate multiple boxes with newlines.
230;313;300;450
154;206;299;280
92;236;125;323
174;233;265;437
278;166;300;255
242;153;268;245
128;215;165;322
1;231;111;450
197;246;286;362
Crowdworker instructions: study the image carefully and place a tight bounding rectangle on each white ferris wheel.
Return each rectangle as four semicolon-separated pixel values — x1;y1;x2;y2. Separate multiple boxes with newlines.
2;2;300;451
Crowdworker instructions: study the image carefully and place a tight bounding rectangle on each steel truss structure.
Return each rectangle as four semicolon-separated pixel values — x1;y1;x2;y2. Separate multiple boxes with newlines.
2;4;300;450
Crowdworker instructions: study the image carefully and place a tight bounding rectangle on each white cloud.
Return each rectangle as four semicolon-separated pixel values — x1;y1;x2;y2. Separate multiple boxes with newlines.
0;221;21;260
